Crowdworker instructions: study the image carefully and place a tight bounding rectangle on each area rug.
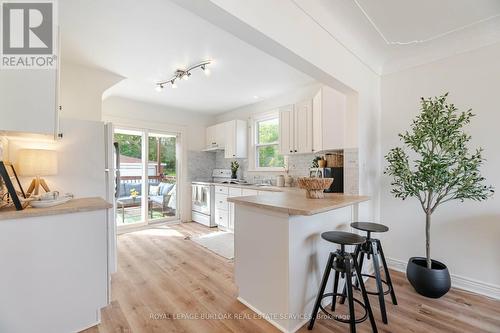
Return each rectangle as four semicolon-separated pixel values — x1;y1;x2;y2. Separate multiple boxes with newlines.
191;231;234;259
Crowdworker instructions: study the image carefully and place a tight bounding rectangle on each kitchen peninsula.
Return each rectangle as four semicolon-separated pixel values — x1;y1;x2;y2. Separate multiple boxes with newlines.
227;192;369;333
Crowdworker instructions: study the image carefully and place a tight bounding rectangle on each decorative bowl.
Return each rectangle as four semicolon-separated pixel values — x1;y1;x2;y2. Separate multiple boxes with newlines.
296;177;333;199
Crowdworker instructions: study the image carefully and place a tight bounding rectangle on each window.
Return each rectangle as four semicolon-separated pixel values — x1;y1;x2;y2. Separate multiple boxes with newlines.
254;114;285;170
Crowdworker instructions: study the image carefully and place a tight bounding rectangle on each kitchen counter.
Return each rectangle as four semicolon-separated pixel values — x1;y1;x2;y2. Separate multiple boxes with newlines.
0;197;112;221
227;192;369;216
192;180;303;193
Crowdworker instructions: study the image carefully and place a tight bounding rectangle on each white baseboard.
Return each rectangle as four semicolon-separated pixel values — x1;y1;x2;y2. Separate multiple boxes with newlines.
386;257;500;300
236;297;309;333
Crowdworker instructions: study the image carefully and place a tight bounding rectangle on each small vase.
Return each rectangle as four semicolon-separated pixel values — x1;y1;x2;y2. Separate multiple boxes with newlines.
231;171;237;179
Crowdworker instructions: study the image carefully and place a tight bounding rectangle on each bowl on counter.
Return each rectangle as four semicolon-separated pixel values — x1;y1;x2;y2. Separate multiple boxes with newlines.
296;177;334;199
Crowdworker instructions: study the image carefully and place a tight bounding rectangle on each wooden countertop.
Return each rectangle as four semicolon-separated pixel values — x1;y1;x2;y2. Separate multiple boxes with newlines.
0;197;112;221
227;192;370;216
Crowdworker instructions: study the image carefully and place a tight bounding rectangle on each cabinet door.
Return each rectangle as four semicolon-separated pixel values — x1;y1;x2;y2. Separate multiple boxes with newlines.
224;121;236;158
279;105;294;155
295;99;313;154
312;90;323;152
0;69;57;135
206;125;216;147
215;123;226;147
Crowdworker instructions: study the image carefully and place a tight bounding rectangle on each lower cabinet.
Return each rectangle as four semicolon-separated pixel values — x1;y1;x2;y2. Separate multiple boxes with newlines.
215;187;261;232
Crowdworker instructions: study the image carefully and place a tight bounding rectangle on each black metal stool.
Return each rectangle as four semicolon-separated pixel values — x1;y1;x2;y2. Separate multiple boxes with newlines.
308;231;377;333
339;222;397;324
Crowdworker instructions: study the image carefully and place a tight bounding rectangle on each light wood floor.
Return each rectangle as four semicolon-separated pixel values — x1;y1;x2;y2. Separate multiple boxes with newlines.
82;222;500;333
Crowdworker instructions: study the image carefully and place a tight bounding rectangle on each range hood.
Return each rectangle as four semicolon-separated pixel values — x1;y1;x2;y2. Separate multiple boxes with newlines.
202;144;224;152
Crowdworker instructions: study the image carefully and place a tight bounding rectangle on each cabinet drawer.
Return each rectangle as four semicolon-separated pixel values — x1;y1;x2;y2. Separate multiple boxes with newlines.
228;187;242;197
215;209;229;228
215;186;229;195
215;194;229;211
242;189;258;196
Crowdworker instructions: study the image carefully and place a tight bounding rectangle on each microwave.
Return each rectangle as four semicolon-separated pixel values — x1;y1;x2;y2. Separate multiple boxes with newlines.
309;167;344;193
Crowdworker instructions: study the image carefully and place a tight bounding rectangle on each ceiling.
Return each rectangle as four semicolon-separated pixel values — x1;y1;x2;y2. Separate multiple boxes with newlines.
293;0;500;74
59;0;314;114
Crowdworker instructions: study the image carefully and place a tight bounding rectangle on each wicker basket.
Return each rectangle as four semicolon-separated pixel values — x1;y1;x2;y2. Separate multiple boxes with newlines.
297;177;334;199
325;153;344;167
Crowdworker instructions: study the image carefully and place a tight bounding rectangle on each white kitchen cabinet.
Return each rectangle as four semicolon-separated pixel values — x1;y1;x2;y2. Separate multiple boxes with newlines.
0;68;60;137
224;120;247;158
312;86;346;152
205;123;226;149
279;105;294;155
279;100;313;155
294;99;313;154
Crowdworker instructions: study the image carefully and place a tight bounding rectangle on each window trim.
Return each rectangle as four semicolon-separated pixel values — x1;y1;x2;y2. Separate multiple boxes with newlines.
250;111;285;172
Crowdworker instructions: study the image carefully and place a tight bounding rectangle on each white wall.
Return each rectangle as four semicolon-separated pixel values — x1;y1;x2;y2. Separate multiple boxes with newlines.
102;96;214;151
215;82;321;122
381;43;500;291
60;62;124;121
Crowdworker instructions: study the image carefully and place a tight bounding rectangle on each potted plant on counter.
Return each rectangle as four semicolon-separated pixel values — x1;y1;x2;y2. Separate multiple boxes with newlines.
231;161;239;179
385;93;494;298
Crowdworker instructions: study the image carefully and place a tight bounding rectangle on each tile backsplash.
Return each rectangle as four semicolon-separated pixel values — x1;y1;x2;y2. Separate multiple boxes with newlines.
188;149;359;194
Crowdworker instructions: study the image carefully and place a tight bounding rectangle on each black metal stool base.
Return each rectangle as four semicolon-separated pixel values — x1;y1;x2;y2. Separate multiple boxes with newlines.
308;243;378;333
339;233;398;325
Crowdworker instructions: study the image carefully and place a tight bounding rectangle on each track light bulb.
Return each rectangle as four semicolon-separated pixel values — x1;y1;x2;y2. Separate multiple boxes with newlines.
156;84;163;92
183;72;190;80
171;81;178;88
203;66;211;76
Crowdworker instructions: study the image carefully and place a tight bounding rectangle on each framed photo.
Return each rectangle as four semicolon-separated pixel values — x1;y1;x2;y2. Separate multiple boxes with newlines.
0;161;27;211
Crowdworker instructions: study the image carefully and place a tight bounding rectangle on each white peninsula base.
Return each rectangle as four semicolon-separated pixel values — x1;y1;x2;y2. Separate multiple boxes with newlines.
232;194;368;333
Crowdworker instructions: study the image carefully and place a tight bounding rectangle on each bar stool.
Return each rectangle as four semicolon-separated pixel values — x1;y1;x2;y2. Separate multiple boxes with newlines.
340;222;397;324
308;231;377;333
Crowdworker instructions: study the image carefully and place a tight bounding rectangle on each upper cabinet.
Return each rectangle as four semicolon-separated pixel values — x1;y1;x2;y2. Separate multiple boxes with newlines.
205;120;247;158
279;100;313;155
312;86;346;152
206;123;226;149
0;68;60;138
224;120;247;158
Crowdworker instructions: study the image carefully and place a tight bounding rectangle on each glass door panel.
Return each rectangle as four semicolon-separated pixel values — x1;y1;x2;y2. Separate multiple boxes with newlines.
114;129;144;226
147;132;178;222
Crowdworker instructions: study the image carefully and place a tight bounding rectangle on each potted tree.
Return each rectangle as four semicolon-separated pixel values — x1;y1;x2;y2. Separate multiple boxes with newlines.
385;93;494;298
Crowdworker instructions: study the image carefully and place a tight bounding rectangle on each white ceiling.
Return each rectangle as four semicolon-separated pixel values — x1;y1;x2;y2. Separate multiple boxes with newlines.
59;0;314;114
293;0;500;74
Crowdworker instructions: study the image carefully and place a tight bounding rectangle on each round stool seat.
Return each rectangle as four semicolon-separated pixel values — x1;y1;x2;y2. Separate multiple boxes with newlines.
351;222;389;233
321;231;366;246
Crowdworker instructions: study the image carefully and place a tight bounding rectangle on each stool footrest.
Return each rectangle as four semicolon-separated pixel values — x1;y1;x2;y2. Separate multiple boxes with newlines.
318;293;368;324
353;273;392;296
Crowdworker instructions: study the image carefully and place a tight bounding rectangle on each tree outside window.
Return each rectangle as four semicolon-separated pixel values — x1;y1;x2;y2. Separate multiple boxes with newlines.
255;117;284;169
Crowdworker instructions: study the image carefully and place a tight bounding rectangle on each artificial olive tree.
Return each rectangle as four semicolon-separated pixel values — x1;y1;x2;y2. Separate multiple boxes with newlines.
385;94;494;269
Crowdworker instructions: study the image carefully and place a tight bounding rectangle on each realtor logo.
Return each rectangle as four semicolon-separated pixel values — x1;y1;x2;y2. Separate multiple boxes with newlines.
1;0;57;69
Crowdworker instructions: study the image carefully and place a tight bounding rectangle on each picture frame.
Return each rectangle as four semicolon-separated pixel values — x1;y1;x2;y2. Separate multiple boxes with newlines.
0;161;27;211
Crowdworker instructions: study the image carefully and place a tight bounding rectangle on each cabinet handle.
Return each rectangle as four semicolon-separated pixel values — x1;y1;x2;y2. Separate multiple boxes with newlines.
289;150;293;153
294;150;297;153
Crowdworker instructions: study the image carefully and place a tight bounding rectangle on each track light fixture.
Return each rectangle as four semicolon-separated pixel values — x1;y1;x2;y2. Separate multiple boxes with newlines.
156;60;212;91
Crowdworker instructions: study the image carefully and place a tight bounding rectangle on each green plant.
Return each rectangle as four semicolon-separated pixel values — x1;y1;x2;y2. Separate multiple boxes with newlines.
231;161;239;173
385;93;494;269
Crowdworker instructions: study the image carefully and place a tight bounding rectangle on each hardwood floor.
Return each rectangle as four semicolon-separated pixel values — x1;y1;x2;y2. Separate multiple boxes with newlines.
82;222;500;333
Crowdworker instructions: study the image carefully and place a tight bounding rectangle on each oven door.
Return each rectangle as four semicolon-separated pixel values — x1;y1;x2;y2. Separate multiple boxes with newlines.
192;184;211;215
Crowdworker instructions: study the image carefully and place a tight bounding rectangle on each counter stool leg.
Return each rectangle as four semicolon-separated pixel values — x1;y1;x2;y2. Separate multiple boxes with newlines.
345;256;357;333
353;258;378;333
376;239;398;305
372;241;388;324
308;252;334;330
354;249;366;289
331;269;340;311
339;245;360;305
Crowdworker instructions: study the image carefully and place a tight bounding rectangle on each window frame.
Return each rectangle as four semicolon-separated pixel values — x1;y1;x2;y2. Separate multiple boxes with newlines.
250;111;285;172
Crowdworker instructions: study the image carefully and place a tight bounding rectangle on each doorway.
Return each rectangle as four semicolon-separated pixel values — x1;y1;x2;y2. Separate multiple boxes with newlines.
114;127;179;228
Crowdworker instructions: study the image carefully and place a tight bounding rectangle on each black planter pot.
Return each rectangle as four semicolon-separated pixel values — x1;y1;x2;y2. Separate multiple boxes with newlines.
406;257;451;298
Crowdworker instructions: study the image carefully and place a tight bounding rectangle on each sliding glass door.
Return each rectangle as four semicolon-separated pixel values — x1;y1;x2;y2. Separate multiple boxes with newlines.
114;127;179;228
